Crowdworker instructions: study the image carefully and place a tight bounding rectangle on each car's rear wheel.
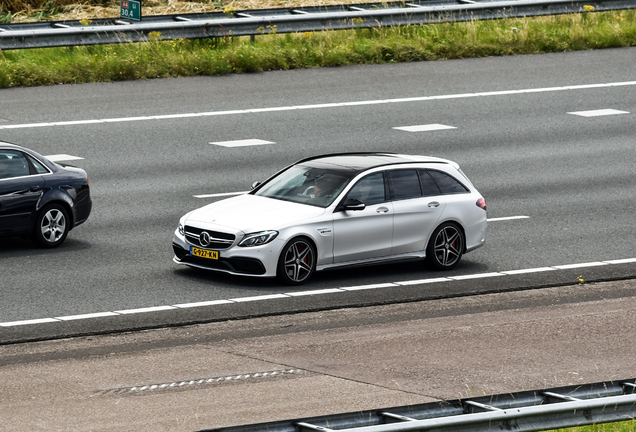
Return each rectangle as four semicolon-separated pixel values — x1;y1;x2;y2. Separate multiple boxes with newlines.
32;204;69;248
277;237;316;285
426;222;464;270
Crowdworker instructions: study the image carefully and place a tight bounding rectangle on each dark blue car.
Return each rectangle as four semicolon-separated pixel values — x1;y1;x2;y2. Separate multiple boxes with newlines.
0;141;92;248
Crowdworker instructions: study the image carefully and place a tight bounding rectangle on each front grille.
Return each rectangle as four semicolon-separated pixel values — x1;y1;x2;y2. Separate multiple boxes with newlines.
184;225;235;249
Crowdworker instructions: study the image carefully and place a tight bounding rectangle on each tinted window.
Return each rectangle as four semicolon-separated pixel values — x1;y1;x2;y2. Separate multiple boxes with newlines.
26;154;50;174
389;170;421;200
0;151;31;179
428;170;469;194
418;170;442;197
346;172;385;205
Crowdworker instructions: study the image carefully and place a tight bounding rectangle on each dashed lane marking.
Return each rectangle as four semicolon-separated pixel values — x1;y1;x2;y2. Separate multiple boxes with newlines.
209;139;275;148
1;81;634;130
1;257;635;328
568;109;630;117
393;124;457;132
44;154;84;162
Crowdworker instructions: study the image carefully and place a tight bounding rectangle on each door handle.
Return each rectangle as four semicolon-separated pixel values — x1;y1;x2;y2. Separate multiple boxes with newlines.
31;185;42;192
428;201;440;208
376;207;389;214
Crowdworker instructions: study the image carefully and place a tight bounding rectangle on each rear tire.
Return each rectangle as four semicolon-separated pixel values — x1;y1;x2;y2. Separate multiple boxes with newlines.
277;237;316;285
32;204;69;248
426;222;464;270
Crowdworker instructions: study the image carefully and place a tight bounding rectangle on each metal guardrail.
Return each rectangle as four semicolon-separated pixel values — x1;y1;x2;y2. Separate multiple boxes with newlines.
200;379;636;432
1;0;635;50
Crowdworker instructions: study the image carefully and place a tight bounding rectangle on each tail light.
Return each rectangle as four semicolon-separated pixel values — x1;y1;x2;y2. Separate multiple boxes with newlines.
476;198;487;211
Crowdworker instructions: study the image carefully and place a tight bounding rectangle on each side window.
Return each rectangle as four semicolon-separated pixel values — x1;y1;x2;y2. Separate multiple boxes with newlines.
428;170;469;194
389;170;421;200
26;154;50;174
0;151;31;180
418;169;442;197
346;172;385;205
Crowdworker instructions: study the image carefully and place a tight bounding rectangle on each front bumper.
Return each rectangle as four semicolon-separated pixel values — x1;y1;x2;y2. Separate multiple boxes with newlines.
172;230;280;277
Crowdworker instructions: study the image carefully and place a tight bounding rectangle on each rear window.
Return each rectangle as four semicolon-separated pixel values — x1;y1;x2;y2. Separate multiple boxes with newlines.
427;170;469;194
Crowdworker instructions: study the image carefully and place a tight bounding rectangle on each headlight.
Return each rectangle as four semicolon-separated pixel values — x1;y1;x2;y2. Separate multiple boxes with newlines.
238;230;278;247
178;223;185;236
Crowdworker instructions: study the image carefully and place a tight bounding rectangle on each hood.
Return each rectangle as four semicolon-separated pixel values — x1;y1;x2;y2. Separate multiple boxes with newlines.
185;194;326;233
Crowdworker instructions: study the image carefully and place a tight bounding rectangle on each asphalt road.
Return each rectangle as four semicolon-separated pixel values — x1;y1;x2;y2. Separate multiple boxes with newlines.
0;47;635;343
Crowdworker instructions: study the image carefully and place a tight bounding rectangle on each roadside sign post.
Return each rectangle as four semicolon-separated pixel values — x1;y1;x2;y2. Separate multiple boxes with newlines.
120;0;142;21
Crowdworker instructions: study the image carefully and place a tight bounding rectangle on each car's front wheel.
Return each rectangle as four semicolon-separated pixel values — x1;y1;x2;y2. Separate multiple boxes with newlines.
277;237;316;285
32;204;70;248
426;222;464;270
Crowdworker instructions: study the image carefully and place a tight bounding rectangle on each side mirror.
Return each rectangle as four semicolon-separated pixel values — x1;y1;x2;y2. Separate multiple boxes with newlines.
340;198;366;211
251;181;261;190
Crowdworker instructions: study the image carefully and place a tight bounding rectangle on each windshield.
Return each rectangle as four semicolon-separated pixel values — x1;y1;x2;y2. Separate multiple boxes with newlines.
254;165;353;208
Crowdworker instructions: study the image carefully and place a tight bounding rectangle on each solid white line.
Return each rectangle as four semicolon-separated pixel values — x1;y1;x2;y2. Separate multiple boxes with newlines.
448;272;504;280
114;305;178;314
394;277;452;286
56;312;120;321
2;81;635;130
229;294;289;302
0;318;60;327
500;267;557;275
487;216;530;222
340;283;398;291
286;288;344;296
193;191;247;199
604;258;636;264
173;300;234;308
1;257;634;328
553;262;609;270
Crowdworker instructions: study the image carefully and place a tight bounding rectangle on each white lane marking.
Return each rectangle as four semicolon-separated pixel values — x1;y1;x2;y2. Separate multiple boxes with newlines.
568;109;630;117
193;191;247;199
286;288;344;296
210;139;275;148
56;312;120;321
2;81;635;130
0;318;59;327
448;272;504;280
500;267;556;275
487;216;530;222
174;300;234;308
341;283;398;291
393;124;457;132
1;257;634;327
114;305;178;314
395;277;452;286
553;262;609;269
44;154;85;162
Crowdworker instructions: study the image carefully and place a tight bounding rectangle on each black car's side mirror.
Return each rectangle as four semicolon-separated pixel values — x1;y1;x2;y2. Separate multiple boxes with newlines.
339;198;366;212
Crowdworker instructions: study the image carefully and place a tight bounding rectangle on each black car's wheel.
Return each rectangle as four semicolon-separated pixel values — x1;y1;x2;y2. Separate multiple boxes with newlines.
277;237;316;285
426;222;464;270
32;204;69;248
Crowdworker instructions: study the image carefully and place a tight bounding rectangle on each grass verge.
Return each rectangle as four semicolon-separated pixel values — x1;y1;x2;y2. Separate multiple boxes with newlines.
1;9;635;88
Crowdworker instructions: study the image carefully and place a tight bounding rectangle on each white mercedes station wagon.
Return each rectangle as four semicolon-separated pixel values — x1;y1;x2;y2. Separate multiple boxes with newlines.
173;153;487;285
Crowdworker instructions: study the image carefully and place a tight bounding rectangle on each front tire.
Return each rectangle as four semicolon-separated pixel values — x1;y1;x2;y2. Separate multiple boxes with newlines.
32;204;69;248
426;222;464;270
277;237;316;285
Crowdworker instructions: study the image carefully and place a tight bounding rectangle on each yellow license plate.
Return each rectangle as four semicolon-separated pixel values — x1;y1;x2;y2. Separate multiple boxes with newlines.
190;247;219;260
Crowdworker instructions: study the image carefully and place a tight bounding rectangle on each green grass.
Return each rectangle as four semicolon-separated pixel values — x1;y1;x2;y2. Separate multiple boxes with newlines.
1;9;636;88
554;421;636;432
